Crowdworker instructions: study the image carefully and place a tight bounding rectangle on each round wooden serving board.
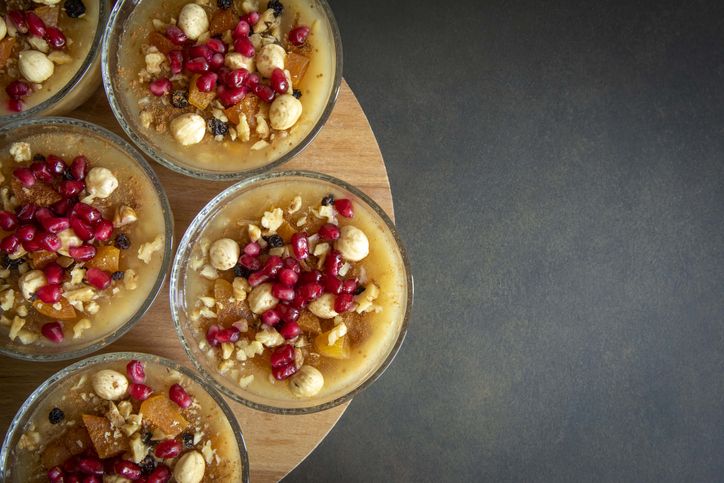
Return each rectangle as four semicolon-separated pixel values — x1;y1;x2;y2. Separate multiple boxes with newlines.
0;80;394;482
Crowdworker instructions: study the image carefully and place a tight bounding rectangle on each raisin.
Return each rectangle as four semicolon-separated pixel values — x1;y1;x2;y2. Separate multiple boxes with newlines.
62;169;74;180
171;90;189;109
267;234;284;248
321;194;335;206
353;285;365;295
64;0;86;18
268;0;284;16
112;271;124;281
234;264;252;278
139;454;156;475
114;233;130;250
2;255;23;270
181;432;194;449
48;407;64;424
32;153;46;162
217;0;232;8
292;89;302;99
141;431;153;446
208;118;229;136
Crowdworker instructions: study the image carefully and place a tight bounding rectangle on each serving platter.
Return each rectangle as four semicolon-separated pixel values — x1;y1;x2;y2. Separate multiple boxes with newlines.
0;79;394;481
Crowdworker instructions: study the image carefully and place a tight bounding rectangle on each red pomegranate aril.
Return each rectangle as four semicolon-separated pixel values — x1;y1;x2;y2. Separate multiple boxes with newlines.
239;254;261;271
147;465;171;483
243;241;260;256
169;383;192;408
222;68;248;88
35;207;53;223
244;72;260;88
335;293;355;313
0;210;18;231
216;326;240;343
342;279;358;294
77;457;103;475
270;68;288;94
233;36;255;57
51;198;74;216
22;237;41;252
272;362;298;380
209;52;225;70
165;25;187;45
46;155;66;175
63;456;79;473
85;267;111;289
261;308;281;326
30;161;53;182
69;244;96;261
278;320;301;339
73;202;101;224
322;275;342;294
278;304;300;323
36;283;62;303
129;383;153;401
42;216;70;234
299;282;324;300
288;25;310;46
26;11;47;37
41;321;64;343
6;80;31;99
17;224;37;242
242;11;260;26
272;283;295;301
278;267;299;286
283;257;301;273
185;56;209;73
206;324;221;347
44;263;64;284
290;293;308;309
253;83;275;103
13;167;36;187
168;49;184;75
247;271;268;287
217;85;246;107
270;344;295;368
83;475;101;483
126;360;146;384
206;37;226;53
149;77;172;96
59;180;85;198
232;19;250;38
70;156;88;180
189;44;213;62
196;72;218;92
318;223;341;241
325;250;343;277
38;231;62;252
7;99;23;112
155;439;182;459
48;466;64;482
334;198;354;218
291;232;309;260
94;219;114;241
262;255;284;276
70;216;94;241
7;11;28;34
299;270;322;284
114;460;142;480
0;234;19;253
45;27;66;49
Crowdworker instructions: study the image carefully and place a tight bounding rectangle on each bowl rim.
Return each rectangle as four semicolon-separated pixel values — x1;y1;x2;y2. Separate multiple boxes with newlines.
0;116;174;362
101;0;344;181
170;169;414;414
0;0;111;124
0;351;251;482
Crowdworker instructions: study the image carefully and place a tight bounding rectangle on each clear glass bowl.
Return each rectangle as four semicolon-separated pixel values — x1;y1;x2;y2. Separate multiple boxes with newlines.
0;117;174;361
170;170;413;414
0;0;111;125
0;352;250;482
101;0;343;180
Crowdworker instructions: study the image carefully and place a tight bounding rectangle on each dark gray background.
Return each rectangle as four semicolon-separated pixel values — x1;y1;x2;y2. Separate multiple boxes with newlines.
287;0;724;481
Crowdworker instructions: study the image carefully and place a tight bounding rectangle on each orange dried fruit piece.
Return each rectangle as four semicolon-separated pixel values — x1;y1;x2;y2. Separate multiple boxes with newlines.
314;331;350;359
298;311;322;334
188;74;216;110
85;245;120;272
33;298;77;320
209;8;237;36
223;103;243;125
82;414;128;459
140;395;189;437
0;37;16;70
148;30;176;54
214;278;253;325
41;427;91;469
286;52;310;85
28;250;57;269
34;5;59;27
277;220;297;243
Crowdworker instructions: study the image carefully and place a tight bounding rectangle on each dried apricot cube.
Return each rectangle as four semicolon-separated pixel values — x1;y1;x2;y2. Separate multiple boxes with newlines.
215;278;252;325
209;9;237;36
82;414;128;459
314;332;350;359
286;52;310;85
277;220;297;243
188;74;216;110
148;31;176;54
34;298;76;320
29;250;57;270
86;245;120;272
140;395;188;437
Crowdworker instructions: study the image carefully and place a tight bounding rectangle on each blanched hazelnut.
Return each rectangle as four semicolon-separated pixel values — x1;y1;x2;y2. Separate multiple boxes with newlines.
174;450;206;483
0;17;6;42
178;3;209;40
269;94;303;130
91;370;129;401
171;113;206;145
19;50;54;84
255;43;286;77
33;0;62;5
289;365;324;398
335;225;369;262
86;167;118;199
18;270;46;300
308;293;338;319
209;238;240;271
113;205;138;228
248;283;279;314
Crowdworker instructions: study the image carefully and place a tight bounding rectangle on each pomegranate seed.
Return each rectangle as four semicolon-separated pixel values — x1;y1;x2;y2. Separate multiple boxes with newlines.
6;80;30;100
206;38;226;53
63;456;79;473
206;324;221;347
165;25;187;45
77;457;103;474
36;283;62;303
209;52;225;70
30;161;53;182
185;57;209;73
83;476;101;483
51;198;74;216
288;25;310;46
196;72;217;92
85;267;111;289
272;362;298;380
278;268;298;286
277;303;300;323
147;464;171;483
299;270;322;284
94;219;114;241
291;232;309;260
42;216;70;234
272;283;295;301
242;11;260;26
7;11;27;34
262;255;284;276
335;293;355;313
169;383;192;408
37;231;61;252
299;282;323;300
44;263;64;284
342;279;358;294
270;344;295;368
334;199;354;218
48;466;64;482
270;68;288;94
126;360;145;384
261;308;281;326
290;292;308;309
45;27;66;49
233;20;250;38
129;383;153;401
69;244;96;261
233;36;255;57
26;11;47;37
154;439;182;459
70;217;94;241
13;167;36;187
247;271;268;287
278;321;301;339
323;274;344;294
216;327;240;343
35;207;53;223
239;254;261;271
72;202;101;224
244;72;260;88
283;257;301;273
253;83;275;103
0;234;19;253
325;250;343;277
70;156;88;180
168;50;184;75
7;99;23;112
22;237;41;252
114;460;141;480
217;85;246;107
242;242;260;256
149;77;172;96
46;155;66;175
0;210;18;231
17;224;37;242
222;68;248;88
188;44;213;62
41;322;64;343
318;223;341;241
58;180;85;198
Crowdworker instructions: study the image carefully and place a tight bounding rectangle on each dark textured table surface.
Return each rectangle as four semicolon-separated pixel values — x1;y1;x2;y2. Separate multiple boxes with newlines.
287;0;724;481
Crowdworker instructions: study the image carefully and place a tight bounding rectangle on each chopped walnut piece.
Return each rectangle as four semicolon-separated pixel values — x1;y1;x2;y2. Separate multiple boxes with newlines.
73;318;92;339
260;208;284;233
124;269;139;290
113;205;138;228
138;234;163;264
9;142;31;162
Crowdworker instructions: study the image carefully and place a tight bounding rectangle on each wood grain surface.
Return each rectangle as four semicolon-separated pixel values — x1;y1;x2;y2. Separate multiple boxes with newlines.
0;80;393;482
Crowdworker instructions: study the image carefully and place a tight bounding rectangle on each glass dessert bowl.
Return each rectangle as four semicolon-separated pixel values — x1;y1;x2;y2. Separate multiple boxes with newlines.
171;171;412;413
0;0;110;122
103;0;342;180
0;117;173;361
0;352;250;482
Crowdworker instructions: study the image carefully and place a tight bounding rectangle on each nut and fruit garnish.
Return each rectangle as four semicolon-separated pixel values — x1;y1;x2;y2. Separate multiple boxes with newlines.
189;192;385;399
135;0;313;151
0;141;163;346
14;359;241;482
0;0;87;112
